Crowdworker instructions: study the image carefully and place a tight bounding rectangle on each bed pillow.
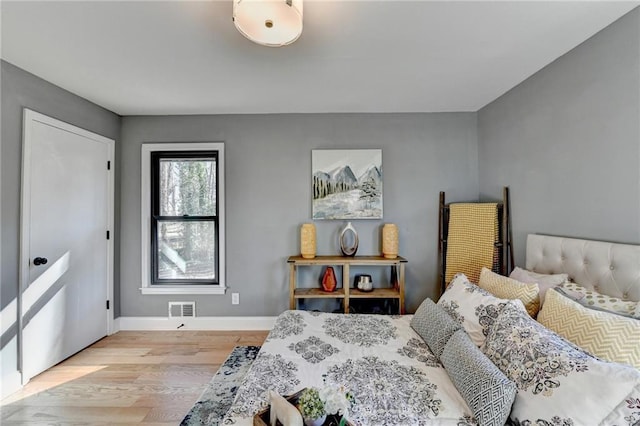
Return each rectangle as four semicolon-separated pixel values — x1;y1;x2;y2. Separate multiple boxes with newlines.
537;288;640;369
561;282;639;318
600;384;640;425
478;267;540;317
441;329;516;426
509;266;568;305
483;301;640;425
437;273;526;347
411;298;461;358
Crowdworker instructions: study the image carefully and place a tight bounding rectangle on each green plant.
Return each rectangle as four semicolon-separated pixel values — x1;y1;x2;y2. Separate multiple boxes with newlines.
298;387;325;419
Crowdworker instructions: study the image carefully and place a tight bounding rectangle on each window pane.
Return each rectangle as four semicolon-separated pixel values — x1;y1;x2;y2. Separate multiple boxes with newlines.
157;221;216;281
159;158;216;216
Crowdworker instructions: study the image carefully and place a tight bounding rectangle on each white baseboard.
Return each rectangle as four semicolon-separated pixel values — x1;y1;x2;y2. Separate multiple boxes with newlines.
114;316;277;332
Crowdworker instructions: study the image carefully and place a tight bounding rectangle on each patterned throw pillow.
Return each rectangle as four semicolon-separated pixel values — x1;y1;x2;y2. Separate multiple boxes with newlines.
561;282;639;318
484;302;640;425
441;329;516;426
600;384;640;425
479;267;540;317
537;288;640;369
410;298;461;358
437;273;526;347
509;266;568;305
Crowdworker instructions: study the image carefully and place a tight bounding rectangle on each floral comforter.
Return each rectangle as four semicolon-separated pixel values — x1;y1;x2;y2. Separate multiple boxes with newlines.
222;310;477;426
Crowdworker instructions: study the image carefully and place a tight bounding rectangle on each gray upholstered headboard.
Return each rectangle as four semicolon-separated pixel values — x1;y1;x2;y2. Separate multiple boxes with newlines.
526;234;640;302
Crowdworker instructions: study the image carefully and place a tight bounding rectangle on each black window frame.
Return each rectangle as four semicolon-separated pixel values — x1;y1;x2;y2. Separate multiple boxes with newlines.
150;150;219;285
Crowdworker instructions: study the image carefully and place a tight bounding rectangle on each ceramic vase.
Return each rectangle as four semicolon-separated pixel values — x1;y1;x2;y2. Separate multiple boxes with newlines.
300;223;316;259
382;223;399;259
322;266;337;292
304;414;326;426
339;222;358;257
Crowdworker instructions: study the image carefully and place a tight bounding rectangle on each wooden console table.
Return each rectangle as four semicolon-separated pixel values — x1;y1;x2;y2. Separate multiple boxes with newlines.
287;255;407;314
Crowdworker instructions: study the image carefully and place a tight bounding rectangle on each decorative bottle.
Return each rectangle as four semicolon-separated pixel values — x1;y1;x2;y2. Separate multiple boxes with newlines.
300;223;316;259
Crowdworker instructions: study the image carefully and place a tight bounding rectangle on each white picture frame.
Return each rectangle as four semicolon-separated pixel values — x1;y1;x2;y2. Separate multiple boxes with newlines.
312;149;383;220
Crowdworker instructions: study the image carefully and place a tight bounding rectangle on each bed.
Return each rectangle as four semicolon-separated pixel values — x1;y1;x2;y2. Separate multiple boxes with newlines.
222;235;640;426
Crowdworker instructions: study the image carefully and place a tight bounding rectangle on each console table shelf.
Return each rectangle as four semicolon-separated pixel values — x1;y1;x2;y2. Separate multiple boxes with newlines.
294;288;346;298
287;255;407;314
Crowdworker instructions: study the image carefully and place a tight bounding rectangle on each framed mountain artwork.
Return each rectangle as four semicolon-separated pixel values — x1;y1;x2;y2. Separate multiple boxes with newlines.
312;149;383;219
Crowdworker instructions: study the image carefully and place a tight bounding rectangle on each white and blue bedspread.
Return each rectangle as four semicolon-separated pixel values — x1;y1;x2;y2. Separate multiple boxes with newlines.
222;310;477;426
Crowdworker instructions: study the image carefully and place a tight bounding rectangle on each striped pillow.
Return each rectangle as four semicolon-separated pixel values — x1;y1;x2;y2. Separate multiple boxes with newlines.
537;288;640;369
441;329;516;426
411;298;461;358
479;267;540;317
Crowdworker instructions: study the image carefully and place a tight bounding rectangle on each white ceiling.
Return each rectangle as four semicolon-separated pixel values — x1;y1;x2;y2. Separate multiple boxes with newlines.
2;1;638;115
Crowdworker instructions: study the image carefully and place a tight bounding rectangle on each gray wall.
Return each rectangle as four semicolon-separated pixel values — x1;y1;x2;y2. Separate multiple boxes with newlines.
120;113;478;317
1;60;120;394
6;3;639;324
478;9;640;266
1;60;121;312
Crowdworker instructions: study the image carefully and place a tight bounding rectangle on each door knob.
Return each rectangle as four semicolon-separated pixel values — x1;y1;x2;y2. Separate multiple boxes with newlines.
33;257;48;266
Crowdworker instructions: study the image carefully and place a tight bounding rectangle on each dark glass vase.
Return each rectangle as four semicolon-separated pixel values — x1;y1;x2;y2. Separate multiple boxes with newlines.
390;265;399;290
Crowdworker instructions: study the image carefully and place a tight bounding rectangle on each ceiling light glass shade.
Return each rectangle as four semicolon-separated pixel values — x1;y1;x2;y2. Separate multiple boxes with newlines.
233;0;303;47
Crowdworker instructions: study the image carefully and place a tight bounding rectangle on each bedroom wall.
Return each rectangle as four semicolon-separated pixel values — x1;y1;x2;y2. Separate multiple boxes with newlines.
0;60;121;397
119;113;478;318
478;8;640;266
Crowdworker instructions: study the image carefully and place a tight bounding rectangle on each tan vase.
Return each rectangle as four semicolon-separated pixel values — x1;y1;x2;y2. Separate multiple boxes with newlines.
300;223;316;259
382;223;399;259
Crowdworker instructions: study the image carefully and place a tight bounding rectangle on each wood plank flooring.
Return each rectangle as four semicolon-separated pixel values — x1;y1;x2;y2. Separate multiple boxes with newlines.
0;330;269;425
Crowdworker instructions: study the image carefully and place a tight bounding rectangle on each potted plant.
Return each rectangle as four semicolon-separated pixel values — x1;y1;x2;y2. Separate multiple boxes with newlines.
298;387;326;426
298;384;355;426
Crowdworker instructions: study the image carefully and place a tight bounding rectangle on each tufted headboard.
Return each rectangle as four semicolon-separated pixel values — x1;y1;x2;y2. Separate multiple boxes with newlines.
526;234;640;302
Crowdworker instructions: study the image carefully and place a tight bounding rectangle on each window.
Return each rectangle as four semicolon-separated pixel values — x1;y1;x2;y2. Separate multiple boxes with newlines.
141;143;225;295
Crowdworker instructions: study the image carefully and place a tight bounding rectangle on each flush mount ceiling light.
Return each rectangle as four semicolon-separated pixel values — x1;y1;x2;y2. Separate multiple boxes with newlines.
233;0;303;47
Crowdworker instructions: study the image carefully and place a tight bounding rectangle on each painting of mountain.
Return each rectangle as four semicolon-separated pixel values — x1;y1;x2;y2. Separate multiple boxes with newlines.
312;149;383;219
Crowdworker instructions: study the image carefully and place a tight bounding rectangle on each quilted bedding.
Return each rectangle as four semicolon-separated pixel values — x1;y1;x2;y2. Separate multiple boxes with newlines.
222;274;640;426
222;310;478;426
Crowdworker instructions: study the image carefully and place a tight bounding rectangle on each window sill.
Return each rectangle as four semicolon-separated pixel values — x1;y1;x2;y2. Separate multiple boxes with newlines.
140;286;226;295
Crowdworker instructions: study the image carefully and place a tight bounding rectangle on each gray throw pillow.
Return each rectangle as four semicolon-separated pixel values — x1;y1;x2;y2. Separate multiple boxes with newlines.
410;298;461;358
441;329;517;426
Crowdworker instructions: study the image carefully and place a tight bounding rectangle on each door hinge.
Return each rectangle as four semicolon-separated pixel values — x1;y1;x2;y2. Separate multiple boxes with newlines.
106;300;110;310
106;230;110;240
107;161;111;170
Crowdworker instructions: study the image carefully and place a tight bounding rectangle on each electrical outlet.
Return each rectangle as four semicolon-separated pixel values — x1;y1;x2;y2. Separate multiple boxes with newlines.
232;293;240;305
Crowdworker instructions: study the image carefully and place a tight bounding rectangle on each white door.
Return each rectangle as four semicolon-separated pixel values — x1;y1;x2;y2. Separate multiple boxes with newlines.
20;109;114;383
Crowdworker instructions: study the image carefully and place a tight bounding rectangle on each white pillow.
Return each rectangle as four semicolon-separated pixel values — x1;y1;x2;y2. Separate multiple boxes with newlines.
484;302;640;425
509;266;568;305
437;273;526;346
601;384;640;425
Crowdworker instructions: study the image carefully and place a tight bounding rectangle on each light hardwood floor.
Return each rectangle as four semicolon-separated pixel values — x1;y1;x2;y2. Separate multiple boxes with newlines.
0;330;269;425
